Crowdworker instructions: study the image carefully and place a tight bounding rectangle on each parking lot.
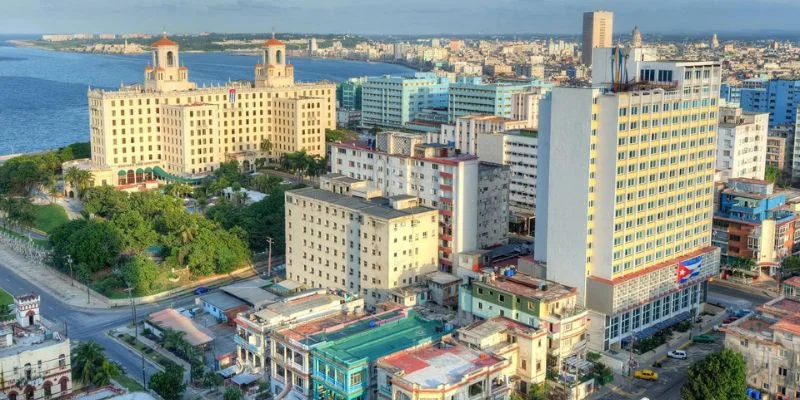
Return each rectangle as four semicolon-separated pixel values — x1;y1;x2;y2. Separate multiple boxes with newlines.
595;331;725;400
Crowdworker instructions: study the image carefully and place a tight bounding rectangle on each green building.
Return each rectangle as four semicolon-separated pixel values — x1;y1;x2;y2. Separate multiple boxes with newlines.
336;77;367;111
310;311;447;400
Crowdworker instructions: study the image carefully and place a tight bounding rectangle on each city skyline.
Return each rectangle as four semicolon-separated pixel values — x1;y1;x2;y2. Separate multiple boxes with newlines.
2;0;800;36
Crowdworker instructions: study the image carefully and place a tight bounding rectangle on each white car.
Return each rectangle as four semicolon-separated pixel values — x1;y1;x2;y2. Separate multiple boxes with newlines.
667;350;688;360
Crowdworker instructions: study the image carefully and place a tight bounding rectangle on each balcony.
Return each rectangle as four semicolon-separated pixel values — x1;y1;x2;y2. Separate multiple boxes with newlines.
234;335;263;355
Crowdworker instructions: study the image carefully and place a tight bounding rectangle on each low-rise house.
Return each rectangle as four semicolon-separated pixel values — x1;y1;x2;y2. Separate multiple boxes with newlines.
145;308;214;349
197;292;248;325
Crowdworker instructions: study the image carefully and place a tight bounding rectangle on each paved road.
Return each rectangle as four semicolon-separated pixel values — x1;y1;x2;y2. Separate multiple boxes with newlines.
0;260;196;386
708;280;773;310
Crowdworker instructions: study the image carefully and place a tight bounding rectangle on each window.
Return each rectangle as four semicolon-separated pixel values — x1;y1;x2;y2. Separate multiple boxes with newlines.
350;372;363;386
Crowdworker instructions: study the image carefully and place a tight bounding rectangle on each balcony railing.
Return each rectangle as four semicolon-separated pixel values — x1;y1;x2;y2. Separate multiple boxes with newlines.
234;335;263;355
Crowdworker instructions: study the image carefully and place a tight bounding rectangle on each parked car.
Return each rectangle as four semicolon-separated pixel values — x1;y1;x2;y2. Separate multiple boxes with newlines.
693;334;716;343
734;309;752;318
193;287;210;295
667;350;688;360
634;369;659;381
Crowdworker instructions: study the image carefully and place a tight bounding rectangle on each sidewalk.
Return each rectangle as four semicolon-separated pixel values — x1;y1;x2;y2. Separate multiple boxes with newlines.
0;244;111;309
115;325;192;383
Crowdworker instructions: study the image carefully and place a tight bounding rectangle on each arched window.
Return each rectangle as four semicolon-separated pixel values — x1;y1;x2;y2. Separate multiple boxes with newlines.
44;381;53;399
264;50;270;65
24;386;34;400
276;50;283;64
166;51;175;67
58;354;66;368
59;377;69;393
8;391;17;400
24;363;32;380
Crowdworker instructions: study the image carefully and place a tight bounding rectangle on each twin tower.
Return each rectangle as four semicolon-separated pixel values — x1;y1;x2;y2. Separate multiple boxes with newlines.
144;33;294;92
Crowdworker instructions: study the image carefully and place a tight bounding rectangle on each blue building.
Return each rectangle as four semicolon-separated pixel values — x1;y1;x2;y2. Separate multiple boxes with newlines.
447;77;551;123
361;72;449;128
737;78;800;128
720;83;741;104
336;77;367;111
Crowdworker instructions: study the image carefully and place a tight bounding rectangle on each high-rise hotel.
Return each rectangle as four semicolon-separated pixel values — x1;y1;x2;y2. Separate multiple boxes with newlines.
535;46;721;351
70;34;335;189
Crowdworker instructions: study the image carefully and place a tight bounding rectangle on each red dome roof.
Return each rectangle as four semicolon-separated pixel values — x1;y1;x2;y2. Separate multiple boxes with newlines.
153;35;177;47
264;35;284;47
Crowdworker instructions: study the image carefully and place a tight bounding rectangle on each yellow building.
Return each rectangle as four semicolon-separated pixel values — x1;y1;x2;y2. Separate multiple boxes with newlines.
284;184;439;304
536;48;722;351
72;34;334;190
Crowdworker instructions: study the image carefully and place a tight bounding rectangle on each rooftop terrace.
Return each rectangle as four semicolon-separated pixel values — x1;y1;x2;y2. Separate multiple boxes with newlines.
380;341;503;388
479;273;576;302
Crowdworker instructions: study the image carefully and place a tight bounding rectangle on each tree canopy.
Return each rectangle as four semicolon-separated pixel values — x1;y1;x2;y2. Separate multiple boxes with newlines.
0;142;90;198
681;349;747;400
72;341;120;387
149;363;186;400
121;255;160;296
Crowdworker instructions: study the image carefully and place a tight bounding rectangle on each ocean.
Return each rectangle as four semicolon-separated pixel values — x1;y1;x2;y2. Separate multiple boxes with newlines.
0;36;412;155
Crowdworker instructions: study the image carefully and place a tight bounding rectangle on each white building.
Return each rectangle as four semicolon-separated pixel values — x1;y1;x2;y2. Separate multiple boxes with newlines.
715;106;769;181
0;295;72;400
328;131;509;272
434;115;530;155
536;50;722;351
477;129;538;235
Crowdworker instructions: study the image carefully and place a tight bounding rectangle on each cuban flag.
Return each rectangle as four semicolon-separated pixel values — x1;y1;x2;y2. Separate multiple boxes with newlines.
677;256;702;283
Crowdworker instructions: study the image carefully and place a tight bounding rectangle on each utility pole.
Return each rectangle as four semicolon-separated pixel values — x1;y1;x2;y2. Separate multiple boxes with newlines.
65;255;74;287
266;237;274;277
124;284;146;388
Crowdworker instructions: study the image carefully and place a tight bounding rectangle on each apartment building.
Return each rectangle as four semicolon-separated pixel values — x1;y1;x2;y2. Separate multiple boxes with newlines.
0;295;72;400
71;34;334;190
712;178;799;278
234;289;363;376
447;77;549;123
536;49;722;350
361;73;449;128
376;338;512;400
478;163;510;249
284;186;439;304
581;10;613;65
477;129;538;235
459;271;589;372
723;278;800;400
715;106;769;181
767;134;789;172
328;131;510;272
435;114;530;155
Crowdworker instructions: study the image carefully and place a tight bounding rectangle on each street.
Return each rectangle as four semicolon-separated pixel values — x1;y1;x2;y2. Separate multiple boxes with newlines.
0;259;196;386
708;280;773;310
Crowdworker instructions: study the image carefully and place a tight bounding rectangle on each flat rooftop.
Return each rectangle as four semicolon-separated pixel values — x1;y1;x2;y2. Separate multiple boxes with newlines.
460;315;541;340
313;312;446;364
479;274;576;302
147;308;214;346
289;188;435;220
0;323;69;358
278;307;405;346
380;342;502;388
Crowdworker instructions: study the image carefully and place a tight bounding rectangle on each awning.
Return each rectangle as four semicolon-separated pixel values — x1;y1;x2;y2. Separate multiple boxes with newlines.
136;168;144;173
118;170;127;176
144;167;153;173
231;373;258;385
152;166;203;184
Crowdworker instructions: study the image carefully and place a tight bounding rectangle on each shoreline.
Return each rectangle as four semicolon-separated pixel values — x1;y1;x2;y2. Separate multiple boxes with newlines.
6;39;425;71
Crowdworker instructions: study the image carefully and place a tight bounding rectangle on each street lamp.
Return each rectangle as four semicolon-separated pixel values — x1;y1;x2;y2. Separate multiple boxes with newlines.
65;255;74;287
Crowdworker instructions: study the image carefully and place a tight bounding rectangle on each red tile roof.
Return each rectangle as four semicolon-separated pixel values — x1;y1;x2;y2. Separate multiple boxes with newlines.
265;37;284;46
153;35;177;47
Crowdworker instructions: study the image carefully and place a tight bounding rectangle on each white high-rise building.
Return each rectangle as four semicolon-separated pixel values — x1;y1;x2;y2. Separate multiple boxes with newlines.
715;106;769;181
582;10;614;65
536;50;722;352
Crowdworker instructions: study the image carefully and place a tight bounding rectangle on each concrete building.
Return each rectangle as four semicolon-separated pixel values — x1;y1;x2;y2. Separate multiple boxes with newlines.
377;338;512;400
478;162;510;249
447;77;549;123
477;129;538;236
767;134;789;172
535;52;722;351
436;114;530;155
328;132;510;272
361;73;449;128
0;295;72;400
234;290;364;376
336;77;367;111
740;78;800;129
458;316;548;394
72;34;334;190
459;271;589;372
269;303;403;400
284;186;439;303
715;106;769;181
723;279;800;400
792;107;800;181
311;311;448;400
712;178;798;278
581;10;613;65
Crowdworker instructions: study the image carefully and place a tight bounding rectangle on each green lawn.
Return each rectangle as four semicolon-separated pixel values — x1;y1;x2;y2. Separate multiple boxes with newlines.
33;204;69;233
113;374;145;392
0;288;13;321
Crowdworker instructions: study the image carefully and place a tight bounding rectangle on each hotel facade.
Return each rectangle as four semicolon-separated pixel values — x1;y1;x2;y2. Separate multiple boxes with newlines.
70;34;335;190
536;47;722;351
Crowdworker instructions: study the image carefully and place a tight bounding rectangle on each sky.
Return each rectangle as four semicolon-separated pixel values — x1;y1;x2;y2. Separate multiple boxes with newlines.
1;0;798;36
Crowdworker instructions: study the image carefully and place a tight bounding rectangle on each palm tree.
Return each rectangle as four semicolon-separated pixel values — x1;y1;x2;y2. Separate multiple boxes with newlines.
160;328;187;353
72;341;109;386
64;166;93;198
92;359;120;386
279;153;291;171
165;183;193;199
259;138;273;162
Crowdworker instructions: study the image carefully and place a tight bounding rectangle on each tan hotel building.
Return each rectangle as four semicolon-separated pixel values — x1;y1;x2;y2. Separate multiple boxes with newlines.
70;34;334;189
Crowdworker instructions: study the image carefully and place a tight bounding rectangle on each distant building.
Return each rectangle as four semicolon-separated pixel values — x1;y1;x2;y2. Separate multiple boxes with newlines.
766;134;790;172
98;33;116;40
711;33;719;49
581;10;613;65
713;178;798;278
336;77;366;111
0;295;71;400
630;26;642;48
436;114;531;155
448;77;550;123
361;73;449;128
307;37;317;56
715;106;769;181
740;79;800;129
